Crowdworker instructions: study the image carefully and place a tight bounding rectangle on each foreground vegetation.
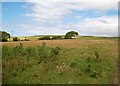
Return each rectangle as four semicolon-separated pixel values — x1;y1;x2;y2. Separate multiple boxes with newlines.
2;38;118;84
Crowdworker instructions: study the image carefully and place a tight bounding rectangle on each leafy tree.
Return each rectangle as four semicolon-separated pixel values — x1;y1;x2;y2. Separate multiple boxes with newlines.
52;36;62;40
39;36;51;40
65;31;79;39
0;31;10;42
13;37;19;41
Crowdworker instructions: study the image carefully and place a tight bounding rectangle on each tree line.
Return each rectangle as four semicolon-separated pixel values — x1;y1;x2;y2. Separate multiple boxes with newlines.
0;31;79;42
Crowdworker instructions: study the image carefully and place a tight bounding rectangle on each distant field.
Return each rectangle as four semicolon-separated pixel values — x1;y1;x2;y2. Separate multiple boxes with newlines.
2;39;118;48
14;35;119;41
16;35;65;41
2;36;119;47
2;37;118;84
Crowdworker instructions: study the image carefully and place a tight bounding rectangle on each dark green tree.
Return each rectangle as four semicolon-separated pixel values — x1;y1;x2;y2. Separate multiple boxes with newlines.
0;31;10;42
65;31;79;39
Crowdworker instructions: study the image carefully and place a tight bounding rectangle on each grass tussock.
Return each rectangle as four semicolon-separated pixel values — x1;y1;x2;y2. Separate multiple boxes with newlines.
2;40;118;84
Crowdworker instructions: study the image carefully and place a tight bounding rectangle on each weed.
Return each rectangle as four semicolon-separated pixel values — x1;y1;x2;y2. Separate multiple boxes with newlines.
70;61;78;68
2;39;117;84
86;56;91;62
50;46;61;62
85;63;91;73
95;50;99;60
50;46;61;56
89;69;98;78
14;43;24;56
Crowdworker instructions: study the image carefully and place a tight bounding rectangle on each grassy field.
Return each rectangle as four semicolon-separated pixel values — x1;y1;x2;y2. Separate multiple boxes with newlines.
2;36;118;84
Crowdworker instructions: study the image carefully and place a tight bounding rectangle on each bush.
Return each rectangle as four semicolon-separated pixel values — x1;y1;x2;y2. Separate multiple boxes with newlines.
65;34;71;39
26;46;36;59
70;61;78;68
13;43;23;56
24;38;30;41
13;37;19;41
0;31;10;42
52;36;62;40
2;46;14;58
37;42;49;63
50;46;61;55
2;38;8;42
39;36;51;40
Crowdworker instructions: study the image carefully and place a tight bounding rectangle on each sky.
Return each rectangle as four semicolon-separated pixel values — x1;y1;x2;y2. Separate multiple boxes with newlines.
1;0;119;37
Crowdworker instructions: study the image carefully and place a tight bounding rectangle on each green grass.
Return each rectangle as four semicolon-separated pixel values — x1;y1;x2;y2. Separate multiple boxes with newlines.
9;35;119;41
2;41;118;84
16;35;65;41
78;36;119;40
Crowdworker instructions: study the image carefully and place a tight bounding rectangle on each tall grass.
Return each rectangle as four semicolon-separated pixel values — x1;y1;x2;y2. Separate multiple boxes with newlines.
2;42;117;84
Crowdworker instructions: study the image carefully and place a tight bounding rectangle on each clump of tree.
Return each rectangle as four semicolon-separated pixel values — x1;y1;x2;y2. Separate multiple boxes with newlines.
13;37;19;41
52;36;62;40
24;37;30;41
0;31;10;42
39;36;51;40
38;31;79;40
65;31;79;39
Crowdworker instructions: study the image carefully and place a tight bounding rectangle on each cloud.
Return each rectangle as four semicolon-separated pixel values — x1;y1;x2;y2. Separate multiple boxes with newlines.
2;0;119;2
19;15;117;36
19;1;118;36
23;1;118;24
19;23;67;35
2;1;118;36
72;16;118;36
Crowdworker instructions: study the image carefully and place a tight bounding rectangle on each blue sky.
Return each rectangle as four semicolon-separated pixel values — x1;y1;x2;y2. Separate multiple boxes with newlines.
2;1;118;37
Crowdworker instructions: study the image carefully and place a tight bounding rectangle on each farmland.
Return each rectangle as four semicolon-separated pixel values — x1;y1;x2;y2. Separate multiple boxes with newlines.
2;36;118;84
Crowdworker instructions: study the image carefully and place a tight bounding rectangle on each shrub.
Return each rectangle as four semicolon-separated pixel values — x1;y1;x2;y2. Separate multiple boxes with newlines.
2;38;8;42
95;50;99;60
65;34;70;39
13;43;23;56
2;46;14;58
26;46;36;60
13;37;19;41
0;31;10;42
89;69;98;78
52;36;62;40
24;38;30;41
50;46;61;56
70;61;78;68
85;64;91;73
37;42;49;63
39;36;51;40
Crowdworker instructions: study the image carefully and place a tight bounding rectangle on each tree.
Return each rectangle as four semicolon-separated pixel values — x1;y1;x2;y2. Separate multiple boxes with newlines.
13;37;19;41
0;31;10;42
52;36;62;40
65;31;79;39
39;36;51;40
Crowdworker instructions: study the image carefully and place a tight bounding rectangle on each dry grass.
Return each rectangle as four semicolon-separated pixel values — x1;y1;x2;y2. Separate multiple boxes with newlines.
2;39;117;48
2;38;118;84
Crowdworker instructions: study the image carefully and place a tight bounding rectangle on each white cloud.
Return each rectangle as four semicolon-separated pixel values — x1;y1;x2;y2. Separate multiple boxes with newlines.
19;23;67;35
23;1;118;23
23;0;119;2
72;16;118;36
20;1;118;36
2;1;117;36
2;0;119;2
19;15;118;36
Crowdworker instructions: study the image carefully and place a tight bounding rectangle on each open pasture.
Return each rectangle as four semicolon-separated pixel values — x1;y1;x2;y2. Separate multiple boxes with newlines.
2;38;118;84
